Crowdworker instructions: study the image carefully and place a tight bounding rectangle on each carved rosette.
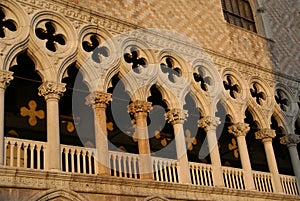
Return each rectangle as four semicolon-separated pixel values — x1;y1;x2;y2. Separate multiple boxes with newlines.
280;134;300;147
38;81;66;100
228;122;250;137
0;70;13;89
128;100;152;118
165;108;188;125
85;91;112;108
198;116;220;131
255;128;276;143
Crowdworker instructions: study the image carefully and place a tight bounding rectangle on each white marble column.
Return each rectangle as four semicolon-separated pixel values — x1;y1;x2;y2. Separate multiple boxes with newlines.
128;100;153;180
198;116;225;187
165;108;191;184
86;91;112;176
38;81;66;171
0;70;13;165
228;122;255;190
280;134;300;188
255;128;283;193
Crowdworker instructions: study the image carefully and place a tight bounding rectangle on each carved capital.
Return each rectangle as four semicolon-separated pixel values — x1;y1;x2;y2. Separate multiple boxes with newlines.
280;134;300;147
0;70;13;89
38;81;66;100
165;108;188;125
128;100;152;117
255;128;276;143
198;116;220;132
228;122;250;137
85;91;112;108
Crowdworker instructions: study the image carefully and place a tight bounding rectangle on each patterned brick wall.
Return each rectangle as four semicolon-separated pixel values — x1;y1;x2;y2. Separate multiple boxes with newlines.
67;0;274;73
264;0;299;77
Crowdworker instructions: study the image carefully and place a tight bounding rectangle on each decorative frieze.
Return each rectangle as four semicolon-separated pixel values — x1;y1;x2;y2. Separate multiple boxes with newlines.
228;122;250;137
198;116;220;131
280;134;300;147
128;100;152;116
255;128;276;142
38;81;66;100
85;91;112;108
0;70;13;89
165;108;188;125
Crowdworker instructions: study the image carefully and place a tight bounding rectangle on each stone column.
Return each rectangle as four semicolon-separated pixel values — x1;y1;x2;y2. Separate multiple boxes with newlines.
165;108;191;184
86;91;112;176
255;128;283;193
128;100;153;180
228;122;255;190
38;81;66;171
0;70;13;165
198;116;224;187
280;134;300;188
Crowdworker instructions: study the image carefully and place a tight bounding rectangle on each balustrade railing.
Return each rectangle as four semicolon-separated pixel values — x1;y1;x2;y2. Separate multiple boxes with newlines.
3;137;300;196
152;157;179;183
109;151;140;179
280;174;299;195
4;137;46;170
222;166;245;190
253;171;274;193
60;144;96;174
189;162;214;186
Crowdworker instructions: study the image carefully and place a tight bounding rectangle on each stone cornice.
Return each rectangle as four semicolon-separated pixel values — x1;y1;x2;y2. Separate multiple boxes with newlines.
0;167;298;201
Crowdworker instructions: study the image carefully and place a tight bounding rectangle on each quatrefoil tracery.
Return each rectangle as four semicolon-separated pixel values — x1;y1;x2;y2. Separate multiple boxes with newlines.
0;7;17;38
275;89;289;112
82;34;109;63
124;47;147;73
250;82;266;105
223;75;240;99
35;21;66;52
160;57;181;83
193;66;210;92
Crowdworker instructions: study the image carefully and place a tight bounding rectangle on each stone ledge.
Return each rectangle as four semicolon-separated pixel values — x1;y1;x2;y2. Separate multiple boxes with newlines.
0;166;299;201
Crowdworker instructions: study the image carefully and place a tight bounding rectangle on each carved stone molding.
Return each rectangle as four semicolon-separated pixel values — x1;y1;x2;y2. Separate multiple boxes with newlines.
280;134;300;147
38;81;66;100
85;91;112;108
165;108;188;125
128;100;152;117
228;122;250;137
0;70;14;89
198;116;220;132
255;128;276;143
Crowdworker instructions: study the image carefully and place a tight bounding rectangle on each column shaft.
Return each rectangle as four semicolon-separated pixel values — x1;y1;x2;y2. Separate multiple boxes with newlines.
128;100;153;180
0;70;13;165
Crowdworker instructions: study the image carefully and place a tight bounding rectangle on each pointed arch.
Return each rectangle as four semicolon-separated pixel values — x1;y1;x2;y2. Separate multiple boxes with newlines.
27;189;87;201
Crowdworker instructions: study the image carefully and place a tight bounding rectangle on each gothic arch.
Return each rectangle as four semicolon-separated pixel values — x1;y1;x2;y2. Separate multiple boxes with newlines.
27;189;87;201
0;0;30;71
77;25;119;92
29;10;78;81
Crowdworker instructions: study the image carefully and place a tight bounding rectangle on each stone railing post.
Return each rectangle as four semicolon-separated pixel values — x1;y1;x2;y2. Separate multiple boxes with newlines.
38;81;66;170
255;128;283;193
198;116;225;187
86;91;112;176
0;70;13;165
228;122;255;190
280;134;300;188
165;108;191;184
128;100;153;180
